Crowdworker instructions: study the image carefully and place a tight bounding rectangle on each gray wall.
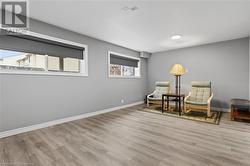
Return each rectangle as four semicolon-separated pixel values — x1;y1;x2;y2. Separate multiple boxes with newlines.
0;18;248;132
0;19;148;132
249;37;250;100
148;38;249;109
0;75;2;132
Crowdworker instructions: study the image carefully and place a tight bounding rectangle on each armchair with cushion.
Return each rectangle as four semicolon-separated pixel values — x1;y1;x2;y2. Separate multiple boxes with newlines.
184;81;213;117
147;81;171;107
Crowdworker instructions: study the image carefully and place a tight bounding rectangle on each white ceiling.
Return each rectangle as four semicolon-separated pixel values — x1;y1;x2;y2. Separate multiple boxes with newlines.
29;0;250;53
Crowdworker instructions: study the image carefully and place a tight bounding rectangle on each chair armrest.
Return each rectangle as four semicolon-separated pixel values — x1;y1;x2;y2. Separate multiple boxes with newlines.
207;93;213;105
147;91;155;99
184;92;191;102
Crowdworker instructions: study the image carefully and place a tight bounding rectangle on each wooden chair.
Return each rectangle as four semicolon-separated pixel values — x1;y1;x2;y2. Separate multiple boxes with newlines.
184;81;213;117
147;81;171;107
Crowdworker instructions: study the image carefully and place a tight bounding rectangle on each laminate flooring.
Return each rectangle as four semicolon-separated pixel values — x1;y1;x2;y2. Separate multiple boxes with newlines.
0;104;249;166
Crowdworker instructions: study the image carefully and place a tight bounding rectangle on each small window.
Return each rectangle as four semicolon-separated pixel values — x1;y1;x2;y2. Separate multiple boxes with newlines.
108;51;140;78
0;33;88;76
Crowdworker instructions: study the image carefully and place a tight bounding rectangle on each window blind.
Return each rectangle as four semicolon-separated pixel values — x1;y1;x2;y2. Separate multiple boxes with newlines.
0;34;84;59
110;54;139;67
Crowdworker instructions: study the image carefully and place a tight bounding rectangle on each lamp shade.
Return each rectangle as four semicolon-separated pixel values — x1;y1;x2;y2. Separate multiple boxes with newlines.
170;64;186;76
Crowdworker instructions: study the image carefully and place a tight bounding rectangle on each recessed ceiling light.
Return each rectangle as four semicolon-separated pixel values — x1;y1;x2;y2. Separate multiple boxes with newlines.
122;6;139;12
171;34;182;40
130;6;139;11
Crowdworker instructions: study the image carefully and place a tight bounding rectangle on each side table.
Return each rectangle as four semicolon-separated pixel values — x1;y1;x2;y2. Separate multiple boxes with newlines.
162;93;185;116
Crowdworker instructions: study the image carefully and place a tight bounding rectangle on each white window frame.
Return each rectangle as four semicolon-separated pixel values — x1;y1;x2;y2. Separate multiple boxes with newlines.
0;29;88;77
108;51;141;78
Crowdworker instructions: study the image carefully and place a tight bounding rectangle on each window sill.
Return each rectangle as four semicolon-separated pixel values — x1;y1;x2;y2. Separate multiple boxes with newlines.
0;70;88;77
109;75;141;79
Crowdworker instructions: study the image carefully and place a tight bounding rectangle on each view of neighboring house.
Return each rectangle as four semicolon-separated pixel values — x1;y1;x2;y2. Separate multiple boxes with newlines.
0;49;80;72
17;54;45;69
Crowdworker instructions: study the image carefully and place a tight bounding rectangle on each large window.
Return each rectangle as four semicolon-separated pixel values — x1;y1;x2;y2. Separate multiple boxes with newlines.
0;32;88;76
108;51;140;78
0;50;83;73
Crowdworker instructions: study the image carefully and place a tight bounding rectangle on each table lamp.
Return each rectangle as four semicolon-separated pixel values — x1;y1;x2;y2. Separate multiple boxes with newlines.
170;64;186;94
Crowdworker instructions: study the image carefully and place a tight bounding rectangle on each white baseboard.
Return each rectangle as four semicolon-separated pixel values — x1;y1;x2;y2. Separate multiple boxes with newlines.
0;101;144;139
212;107;230;112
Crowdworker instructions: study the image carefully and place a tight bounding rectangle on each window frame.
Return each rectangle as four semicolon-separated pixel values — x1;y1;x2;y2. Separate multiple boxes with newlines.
0;30;88;77
108;51;141;79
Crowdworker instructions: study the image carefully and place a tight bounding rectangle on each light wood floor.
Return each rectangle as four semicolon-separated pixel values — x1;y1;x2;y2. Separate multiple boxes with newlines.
0;104;250;166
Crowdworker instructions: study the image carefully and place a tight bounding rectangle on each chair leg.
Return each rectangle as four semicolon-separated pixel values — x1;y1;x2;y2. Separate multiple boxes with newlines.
184;104;187;113
147;99;149;107
184;104;191;113
207;106;211;118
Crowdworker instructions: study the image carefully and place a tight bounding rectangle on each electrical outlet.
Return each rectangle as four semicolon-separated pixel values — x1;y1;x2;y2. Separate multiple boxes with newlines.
121;99;124;103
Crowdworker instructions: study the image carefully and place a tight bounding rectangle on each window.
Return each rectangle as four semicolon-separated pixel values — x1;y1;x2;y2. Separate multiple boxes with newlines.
123;66;135;76
0;50;84;74
108;51;140;78
0;50;46;71
0;32;88;76
110;64;121;76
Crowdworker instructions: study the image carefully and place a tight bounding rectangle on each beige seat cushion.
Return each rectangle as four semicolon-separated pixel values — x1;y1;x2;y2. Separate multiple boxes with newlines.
153;86;169;98
185;100;207;105
186;81;211;104
148;81;171;100
189;87;210;102
148;96;162;101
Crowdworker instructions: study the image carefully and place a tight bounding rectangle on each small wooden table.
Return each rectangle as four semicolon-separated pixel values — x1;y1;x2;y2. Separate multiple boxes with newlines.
231;99;250;121
162;93;185;116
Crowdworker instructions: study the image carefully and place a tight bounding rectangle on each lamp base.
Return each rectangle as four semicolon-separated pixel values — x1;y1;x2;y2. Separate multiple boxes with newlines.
175;75;181;95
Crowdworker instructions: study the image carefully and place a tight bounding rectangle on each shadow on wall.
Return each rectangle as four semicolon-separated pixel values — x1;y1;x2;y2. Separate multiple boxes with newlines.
180;83;190;94
212;100;229;110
